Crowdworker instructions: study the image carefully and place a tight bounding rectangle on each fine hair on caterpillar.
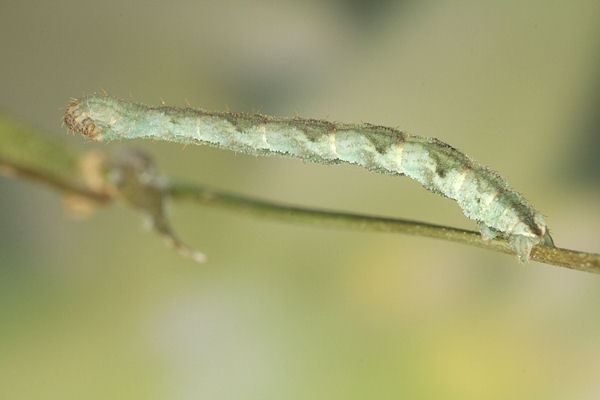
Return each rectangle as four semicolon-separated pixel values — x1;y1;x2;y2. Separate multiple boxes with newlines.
64;95;555;261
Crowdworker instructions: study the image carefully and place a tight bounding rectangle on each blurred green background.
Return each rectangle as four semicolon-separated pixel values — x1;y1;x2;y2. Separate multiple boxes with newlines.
1;1;599;398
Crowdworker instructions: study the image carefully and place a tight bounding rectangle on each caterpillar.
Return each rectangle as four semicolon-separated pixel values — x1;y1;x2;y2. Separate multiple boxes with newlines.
64;95;555;261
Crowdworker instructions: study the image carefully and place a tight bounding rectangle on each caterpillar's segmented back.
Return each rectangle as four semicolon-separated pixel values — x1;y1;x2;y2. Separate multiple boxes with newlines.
64;95;554;261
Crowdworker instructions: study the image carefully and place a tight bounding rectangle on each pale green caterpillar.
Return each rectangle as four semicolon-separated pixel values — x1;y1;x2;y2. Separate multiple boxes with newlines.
64;95;555;261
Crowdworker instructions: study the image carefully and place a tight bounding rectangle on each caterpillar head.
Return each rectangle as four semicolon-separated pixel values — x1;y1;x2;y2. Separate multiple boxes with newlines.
64;96;123;141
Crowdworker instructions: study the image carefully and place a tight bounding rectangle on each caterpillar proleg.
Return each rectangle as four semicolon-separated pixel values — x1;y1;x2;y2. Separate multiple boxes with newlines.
64;95;555;261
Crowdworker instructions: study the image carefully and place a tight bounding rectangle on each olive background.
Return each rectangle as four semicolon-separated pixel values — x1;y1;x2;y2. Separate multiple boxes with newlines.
1;1;599;399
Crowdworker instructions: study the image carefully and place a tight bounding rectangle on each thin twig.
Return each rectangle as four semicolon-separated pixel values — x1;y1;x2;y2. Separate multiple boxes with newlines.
168;183;600;274
2;153;598;272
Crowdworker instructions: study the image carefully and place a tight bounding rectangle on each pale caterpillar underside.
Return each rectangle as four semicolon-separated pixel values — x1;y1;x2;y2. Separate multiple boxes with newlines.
64;95;555;261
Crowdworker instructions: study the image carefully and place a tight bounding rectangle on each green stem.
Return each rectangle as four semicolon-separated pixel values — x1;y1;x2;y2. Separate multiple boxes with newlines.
168;183;600;274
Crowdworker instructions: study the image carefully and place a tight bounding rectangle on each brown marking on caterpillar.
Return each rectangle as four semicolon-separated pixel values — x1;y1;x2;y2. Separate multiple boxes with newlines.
430;137;459;151
436;165;447;178
287;118;337;144
361;124;406;155
430;137;474;171
217;111;272;137
510;201;543;237
296;118;337;132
